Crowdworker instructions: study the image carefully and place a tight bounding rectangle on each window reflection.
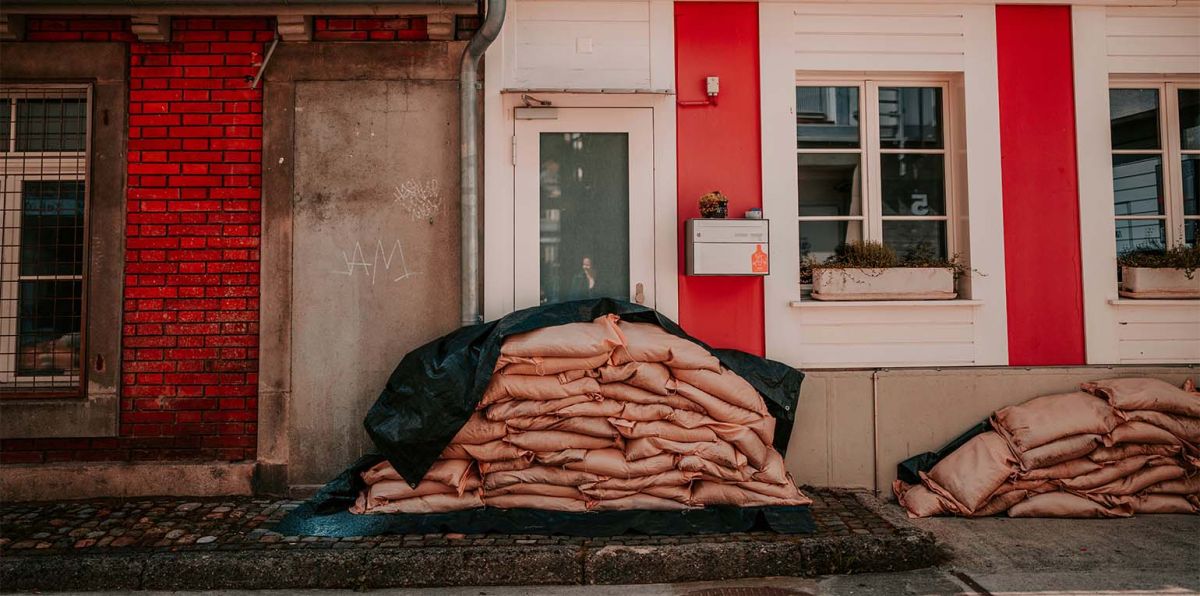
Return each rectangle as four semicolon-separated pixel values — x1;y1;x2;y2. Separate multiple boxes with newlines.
1109;89;1160;150
798;154;861;217
879;87;943;149
1112;155;1164;216
539;133;629;305
796;86;859;149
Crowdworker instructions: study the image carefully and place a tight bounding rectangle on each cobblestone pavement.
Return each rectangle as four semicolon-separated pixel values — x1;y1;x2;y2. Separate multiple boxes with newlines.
0;489;894;555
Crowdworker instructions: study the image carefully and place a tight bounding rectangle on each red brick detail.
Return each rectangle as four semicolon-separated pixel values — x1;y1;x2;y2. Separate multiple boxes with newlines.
312;16;429;41
24;16;138;42
0;17;268;465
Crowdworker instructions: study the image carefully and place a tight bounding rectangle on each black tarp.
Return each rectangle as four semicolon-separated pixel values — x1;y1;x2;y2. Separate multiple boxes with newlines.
895;419;992;485
276;298;811;537
365;298;804;487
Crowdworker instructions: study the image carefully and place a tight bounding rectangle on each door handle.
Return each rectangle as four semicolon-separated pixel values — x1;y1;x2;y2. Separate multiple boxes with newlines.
634;282;644;305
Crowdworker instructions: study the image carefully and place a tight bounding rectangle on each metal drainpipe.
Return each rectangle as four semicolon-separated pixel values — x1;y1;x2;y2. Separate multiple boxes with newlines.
460;0;506;327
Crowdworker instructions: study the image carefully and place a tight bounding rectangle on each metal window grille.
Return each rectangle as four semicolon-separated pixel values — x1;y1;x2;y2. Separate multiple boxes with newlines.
0;84;91;397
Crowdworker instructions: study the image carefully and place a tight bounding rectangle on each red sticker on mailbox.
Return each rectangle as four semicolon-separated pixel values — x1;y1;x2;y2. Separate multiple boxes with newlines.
751;244;768;273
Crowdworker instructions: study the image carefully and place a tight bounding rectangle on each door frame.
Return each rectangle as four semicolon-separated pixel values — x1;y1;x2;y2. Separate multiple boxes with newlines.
513;107;656;310
484;92;679;322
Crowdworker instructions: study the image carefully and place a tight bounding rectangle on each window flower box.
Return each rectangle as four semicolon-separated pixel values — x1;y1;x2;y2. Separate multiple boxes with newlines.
811;266;957;301
1119;267;1200;299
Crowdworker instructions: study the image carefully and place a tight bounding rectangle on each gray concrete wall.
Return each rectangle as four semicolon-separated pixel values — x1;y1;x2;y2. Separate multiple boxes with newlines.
784;365;1199;493
286;80;461;485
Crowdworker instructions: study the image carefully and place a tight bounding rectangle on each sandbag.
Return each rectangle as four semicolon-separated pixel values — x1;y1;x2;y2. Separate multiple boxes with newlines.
563;449;677;478
675;381;763;425
1018;434;1103;470
488;483;586;500
484;494;589;512
612;321;721;372
1056;455;1160;491
450;413;508;445
894;480;957;518
1144;474;1200;495
672;367;769;415
1086;464;1187;496
485;395;595;421
1008;491;1133;518
1119;409;1200;443
970;489;1029;518
1088;443;1180;463
534;449;588;466
483;466;602;490
458;440;532;463
505;415;618;438
356;492;485;515
501;315;625;359
362;459;473;490
992;392;1121;452
626;437;745;469
1107;421;1188;448
504;430;618;452
477;458;534;474
589;494;691;511
597;382;702;412
922;431;1018;514
582;470;700;492
678;455;751;482
1081;377;1200;418
693;482;808;507
480;374;601;406
1021;458;1101;481
497;353;612;376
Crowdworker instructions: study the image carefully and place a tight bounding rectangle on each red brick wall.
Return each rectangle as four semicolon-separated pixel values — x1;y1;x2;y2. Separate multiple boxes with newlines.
1;17;268;464
313;16;428;41
24;16;138;42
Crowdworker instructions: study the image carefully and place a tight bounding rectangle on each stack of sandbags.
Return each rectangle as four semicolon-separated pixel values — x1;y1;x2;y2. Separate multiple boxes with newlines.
895;378;1199;518
353;314;810;515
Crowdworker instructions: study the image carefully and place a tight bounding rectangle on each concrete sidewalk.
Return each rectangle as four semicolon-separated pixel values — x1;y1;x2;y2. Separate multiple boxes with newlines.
0;489;942;592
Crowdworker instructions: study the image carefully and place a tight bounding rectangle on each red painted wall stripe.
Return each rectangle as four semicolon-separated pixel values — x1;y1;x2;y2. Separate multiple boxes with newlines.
674;2;764;355
996;5;1086;366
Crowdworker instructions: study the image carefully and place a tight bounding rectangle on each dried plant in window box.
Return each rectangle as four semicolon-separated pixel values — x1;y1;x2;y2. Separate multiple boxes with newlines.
1117;244;1200;299
805;241;967;301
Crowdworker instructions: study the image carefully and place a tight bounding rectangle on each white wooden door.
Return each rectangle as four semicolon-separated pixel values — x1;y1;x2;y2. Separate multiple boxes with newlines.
514;107;655;310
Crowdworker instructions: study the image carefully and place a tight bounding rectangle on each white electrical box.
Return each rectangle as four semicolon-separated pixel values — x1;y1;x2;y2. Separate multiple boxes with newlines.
686;218;770;276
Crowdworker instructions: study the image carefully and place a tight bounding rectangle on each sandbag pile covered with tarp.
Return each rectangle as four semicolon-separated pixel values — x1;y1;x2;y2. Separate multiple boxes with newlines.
895;378;1200;518
351;313;810;515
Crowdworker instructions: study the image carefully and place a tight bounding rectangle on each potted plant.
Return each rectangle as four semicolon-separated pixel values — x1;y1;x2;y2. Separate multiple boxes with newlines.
804;241;966;301
1117;243;1200;299
699;191;728;218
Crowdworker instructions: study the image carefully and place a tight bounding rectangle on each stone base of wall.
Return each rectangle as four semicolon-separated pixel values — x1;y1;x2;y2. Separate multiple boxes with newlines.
0;461;256;501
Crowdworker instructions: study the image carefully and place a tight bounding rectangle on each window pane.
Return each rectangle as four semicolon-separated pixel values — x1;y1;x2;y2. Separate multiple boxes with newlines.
798;154;862;217
1112;155;1164;216
15;98;87;152
0;99;9;152
538;132;629;306
1109;89;1160;150
1180;88;1200;151
882;220;947;259
796;86;859;149
800;220;862;263
880;154;945;216
20;180;85;277
1185;219;1198;246
17;280;82;377
1115;219;1165;256
879;87;943;149
1185;155;1199;216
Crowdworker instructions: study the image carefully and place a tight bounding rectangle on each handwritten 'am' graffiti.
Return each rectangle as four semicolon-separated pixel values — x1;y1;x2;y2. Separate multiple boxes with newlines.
333;239;419;285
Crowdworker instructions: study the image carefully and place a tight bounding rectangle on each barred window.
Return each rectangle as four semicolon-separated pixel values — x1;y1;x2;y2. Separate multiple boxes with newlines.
0;85;90;396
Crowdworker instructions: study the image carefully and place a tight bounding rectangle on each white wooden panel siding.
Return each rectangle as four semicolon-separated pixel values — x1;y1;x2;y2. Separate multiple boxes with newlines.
1106;6;1200;74
790;5;968;72
510;1;652;89
1112;302;1200;364
790;303;979;368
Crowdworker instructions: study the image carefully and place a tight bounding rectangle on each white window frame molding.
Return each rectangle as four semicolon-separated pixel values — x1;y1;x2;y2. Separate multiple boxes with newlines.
1074;5;1200;365
761;3;1008;369
794;76;958;260
1108;78;1200;250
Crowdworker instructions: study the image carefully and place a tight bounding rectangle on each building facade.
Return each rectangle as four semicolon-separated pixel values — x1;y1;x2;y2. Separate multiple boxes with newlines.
0;0;1196;499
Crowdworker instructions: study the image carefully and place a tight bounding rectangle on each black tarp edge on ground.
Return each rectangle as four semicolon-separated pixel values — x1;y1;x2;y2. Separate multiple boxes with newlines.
895;419;992;485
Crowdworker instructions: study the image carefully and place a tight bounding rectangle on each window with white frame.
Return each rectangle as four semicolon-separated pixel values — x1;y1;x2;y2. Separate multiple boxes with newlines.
0;85;90;395
795;79;956;267
1109;82;1199;255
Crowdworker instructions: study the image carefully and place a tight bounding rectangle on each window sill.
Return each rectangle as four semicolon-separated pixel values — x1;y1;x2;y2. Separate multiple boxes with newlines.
789;299;984;308
1107;298;1200;306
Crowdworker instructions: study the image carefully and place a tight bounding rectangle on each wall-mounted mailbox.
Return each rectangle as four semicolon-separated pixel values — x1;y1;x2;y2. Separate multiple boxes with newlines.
686;218;770;276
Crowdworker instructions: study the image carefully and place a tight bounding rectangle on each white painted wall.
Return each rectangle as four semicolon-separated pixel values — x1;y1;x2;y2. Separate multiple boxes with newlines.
482;0;677;323
1074;4;1200;366
760;3;1009;369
